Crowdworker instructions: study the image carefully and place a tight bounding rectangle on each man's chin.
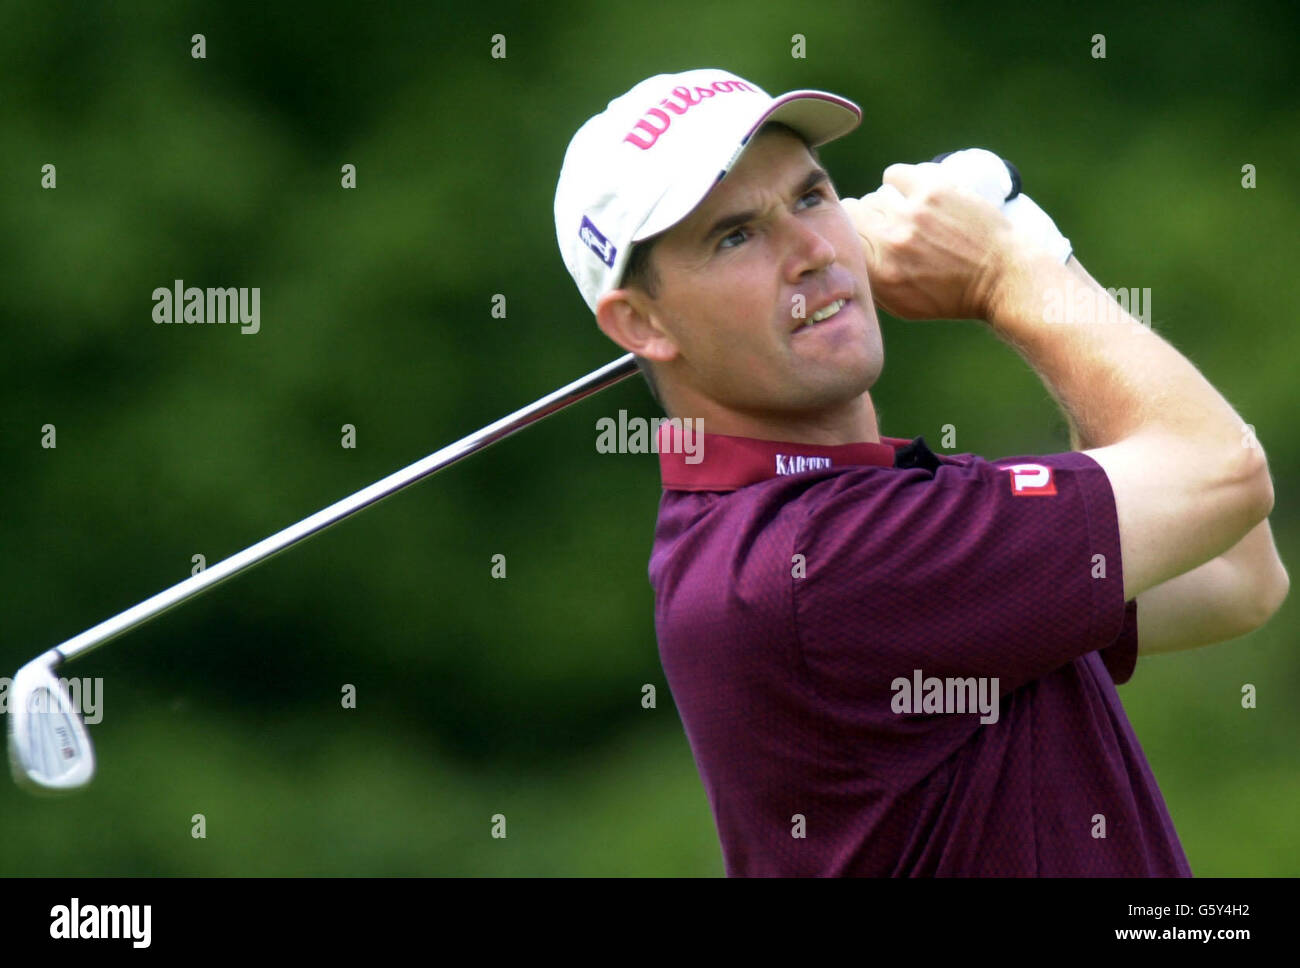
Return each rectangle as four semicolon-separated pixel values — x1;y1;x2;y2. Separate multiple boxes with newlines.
776;372;877;418
801;354;879;398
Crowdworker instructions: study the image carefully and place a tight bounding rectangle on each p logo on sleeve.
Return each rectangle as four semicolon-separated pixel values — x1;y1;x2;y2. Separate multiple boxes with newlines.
1002;462;1057;497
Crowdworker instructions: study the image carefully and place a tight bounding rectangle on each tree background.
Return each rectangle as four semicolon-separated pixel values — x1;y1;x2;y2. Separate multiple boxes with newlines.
1;0;1295;875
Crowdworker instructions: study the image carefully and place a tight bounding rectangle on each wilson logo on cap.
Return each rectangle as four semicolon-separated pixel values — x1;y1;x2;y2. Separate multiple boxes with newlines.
623;79;758;151
579;216;617;267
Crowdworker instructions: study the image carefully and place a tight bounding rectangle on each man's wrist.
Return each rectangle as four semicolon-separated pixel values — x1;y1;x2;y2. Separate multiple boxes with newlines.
982;245;1071;333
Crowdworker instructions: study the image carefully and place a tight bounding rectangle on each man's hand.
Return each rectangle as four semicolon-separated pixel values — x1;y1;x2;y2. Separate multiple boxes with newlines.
841;163;1025;321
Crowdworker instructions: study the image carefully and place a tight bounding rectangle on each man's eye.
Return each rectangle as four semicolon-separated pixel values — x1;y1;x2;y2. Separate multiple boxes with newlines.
797;188;826;209
718;227;749;250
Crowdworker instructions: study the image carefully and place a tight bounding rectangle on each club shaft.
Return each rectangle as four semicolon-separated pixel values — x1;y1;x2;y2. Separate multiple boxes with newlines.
52;353;639;666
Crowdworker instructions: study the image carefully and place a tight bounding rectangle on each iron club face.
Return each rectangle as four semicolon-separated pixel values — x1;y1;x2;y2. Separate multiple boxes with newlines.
7;650;95;793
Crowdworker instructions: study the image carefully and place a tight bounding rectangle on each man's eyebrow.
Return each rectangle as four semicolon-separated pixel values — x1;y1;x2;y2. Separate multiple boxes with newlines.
700;167;831;244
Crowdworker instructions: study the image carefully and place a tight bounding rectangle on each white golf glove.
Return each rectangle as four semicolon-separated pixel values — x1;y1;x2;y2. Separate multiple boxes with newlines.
847;148;1073;264
936;148;1072;264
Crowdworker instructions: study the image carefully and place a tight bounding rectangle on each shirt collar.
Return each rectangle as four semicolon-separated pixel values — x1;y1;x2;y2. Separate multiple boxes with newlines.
657;425;920;492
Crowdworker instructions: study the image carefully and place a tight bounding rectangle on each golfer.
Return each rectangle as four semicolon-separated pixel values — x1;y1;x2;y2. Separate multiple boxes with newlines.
554;69;1288;876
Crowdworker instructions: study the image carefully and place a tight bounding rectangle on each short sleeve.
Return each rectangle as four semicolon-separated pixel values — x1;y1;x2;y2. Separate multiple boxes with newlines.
1100;598;1139;685
792;451;1130;698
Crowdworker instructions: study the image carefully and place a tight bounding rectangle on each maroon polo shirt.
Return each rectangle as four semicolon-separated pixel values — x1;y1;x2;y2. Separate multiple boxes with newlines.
649;428;1192;877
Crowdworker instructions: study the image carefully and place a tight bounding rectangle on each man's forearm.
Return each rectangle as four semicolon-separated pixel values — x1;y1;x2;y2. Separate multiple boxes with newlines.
1136;516;1288;654
1048;256;1287;620
1059;256;1149;452
1217;516;1289;610
989;252;1256;461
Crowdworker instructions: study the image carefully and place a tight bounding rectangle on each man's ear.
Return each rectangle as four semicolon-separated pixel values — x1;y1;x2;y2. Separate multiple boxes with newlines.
595;290;679;364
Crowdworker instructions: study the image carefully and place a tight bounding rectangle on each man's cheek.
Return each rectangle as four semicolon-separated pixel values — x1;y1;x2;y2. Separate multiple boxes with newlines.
838;222;867;263
841;233;874;294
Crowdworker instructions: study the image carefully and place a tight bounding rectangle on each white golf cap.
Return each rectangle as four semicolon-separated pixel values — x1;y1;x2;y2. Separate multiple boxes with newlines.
555;69;862;313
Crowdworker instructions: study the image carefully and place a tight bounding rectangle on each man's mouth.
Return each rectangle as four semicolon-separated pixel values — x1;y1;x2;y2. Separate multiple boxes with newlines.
799;298;848;329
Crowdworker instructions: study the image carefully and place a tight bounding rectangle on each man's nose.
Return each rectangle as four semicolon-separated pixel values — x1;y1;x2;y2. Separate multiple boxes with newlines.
782;214;837;279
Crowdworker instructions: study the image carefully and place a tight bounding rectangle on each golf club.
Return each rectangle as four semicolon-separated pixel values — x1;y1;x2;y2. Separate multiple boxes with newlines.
7;352;639;794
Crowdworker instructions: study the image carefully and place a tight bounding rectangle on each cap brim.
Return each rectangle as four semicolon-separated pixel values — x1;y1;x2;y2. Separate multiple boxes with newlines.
745;89;862;148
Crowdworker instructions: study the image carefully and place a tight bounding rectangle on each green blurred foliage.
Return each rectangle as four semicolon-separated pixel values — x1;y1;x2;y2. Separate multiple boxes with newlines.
0;0;1295;875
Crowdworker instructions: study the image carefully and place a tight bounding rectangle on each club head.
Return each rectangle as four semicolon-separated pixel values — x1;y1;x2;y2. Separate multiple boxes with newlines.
7;651;95;794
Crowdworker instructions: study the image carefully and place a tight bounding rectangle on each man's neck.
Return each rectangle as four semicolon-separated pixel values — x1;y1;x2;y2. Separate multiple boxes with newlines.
664;391;881;446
